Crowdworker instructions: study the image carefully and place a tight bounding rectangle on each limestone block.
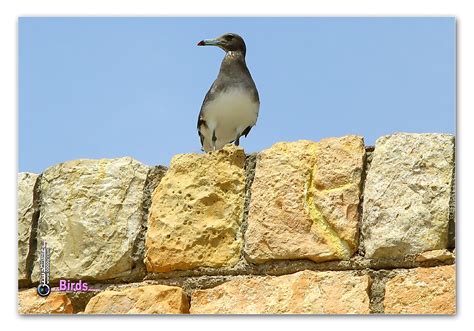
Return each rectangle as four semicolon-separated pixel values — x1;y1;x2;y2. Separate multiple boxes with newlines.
18;288;73;314
362;133;455;258
84;284;189;314
191;270;370;314
31;157;149;282
18;172;39;283
384;265;455;314
245;136;365;263
145;145;246;272
415;249;454;262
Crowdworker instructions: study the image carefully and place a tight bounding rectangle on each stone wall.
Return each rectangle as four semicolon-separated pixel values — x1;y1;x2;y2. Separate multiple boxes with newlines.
17;133;456;314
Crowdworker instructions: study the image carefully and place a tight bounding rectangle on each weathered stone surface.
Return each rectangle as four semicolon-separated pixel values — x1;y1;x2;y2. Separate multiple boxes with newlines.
384;265;455;314
18;173;39;284
18;288;73;314
84;284;189;314
245;136;365;263
145;145;246;273
415;249;454;262
191;270;370;314
362;133;455;258
31;157;149;282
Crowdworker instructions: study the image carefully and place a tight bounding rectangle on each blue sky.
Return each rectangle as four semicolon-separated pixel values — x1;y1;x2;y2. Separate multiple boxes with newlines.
19;17;455;173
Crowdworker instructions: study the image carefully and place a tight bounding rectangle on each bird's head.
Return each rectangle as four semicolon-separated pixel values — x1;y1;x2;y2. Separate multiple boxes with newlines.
197;33;246;56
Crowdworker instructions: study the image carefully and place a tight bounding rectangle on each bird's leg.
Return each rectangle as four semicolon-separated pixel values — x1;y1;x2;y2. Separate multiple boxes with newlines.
212;130;217;151
234;135;240;146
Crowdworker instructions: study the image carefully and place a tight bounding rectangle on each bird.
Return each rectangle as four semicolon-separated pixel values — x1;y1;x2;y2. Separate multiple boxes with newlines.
196;33;260;152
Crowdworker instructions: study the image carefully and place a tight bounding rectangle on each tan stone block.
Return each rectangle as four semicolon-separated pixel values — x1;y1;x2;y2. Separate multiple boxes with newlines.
244;136;365;263
145;145;246;272
84;284;189;314
384;265;456;314
415;249;454;262
18;288;73;314
362;133;455;258
31;157;149;282
191;270;370;314
18;173;39;283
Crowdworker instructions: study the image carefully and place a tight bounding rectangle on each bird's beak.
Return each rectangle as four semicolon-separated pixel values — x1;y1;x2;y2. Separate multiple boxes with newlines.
197;38;222;47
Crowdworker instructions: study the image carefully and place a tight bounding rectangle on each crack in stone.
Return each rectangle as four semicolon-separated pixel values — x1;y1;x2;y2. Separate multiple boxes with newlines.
368;269;391;314
241;153;257;261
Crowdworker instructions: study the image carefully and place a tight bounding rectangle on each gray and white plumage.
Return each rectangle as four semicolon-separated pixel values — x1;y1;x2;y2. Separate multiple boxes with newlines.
197;33;259;152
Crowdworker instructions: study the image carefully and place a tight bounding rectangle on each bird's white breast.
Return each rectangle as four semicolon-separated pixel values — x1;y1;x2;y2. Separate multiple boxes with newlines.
201;87;259;150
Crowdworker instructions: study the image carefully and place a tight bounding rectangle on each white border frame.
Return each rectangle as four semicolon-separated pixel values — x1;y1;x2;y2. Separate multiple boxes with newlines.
2;1;471;329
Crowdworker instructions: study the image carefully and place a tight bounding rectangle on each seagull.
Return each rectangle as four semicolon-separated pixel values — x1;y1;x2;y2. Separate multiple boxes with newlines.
197;33;260;152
